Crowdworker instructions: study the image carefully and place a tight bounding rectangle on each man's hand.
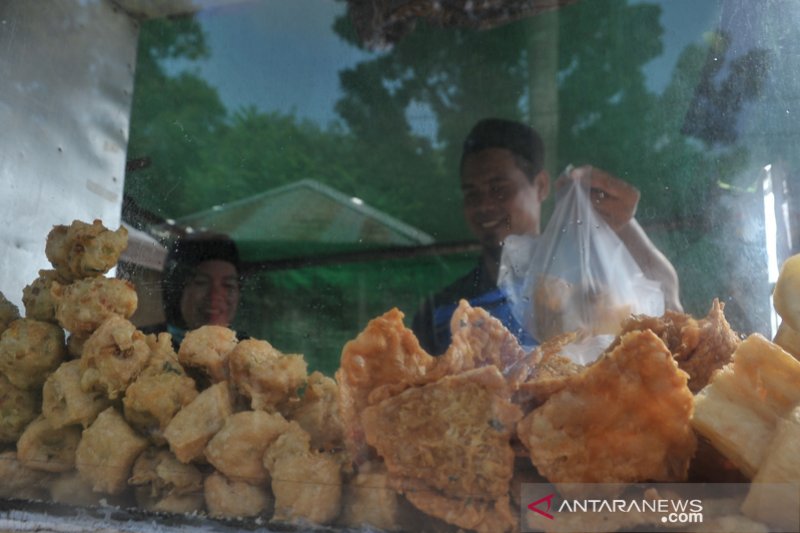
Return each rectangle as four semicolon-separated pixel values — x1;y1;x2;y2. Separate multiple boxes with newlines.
556;165;640;232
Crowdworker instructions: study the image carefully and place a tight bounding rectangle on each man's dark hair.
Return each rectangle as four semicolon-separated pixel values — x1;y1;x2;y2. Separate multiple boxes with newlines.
161;232;241;328
460;118;545;180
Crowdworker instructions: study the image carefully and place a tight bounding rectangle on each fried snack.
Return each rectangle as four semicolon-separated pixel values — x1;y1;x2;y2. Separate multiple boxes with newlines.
264;422;342;525
51;277;138;335
615;299;740;392
129;447;204;514
49;471;114;507
42;360;110;429
773;321;800;360
177;325;238;383
228;338;307;412
66;332;90;359
0;373;39;443
205;410;289;483
692;333;800;477
80;316;151;400
17;415;82;473
404;488;516;533
141;331;182;376
513;333;584;410
123;371;198;445
0;450;52;500
518;330;696;496
287;371;343;451
163;381;234;463
74;406;148;494
22;269;63;323
45;219;128;281
0;318;65;390
773;253;800;332
436;300;528;380
362;366;521;533
337;308;436;464
204;470;271;519
740;405;800;531
338;462;402;531
0;290;21;334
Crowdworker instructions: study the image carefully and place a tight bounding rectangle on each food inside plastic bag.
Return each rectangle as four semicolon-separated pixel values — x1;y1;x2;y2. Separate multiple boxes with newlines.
498;166;664;361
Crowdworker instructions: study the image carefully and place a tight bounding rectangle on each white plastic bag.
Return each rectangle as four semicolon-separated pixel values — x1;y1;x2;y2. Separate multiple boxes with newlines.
498;167;664;362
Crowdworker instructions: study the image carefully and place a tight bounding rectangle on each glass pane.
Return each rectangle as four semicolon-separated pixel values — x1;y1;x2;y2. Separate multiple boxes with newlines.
123;0;796;370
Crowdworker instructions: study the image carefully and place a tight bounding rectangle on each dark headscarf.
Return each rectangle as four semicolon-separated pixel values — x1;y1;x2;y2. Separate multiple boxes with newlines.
161;232;240;329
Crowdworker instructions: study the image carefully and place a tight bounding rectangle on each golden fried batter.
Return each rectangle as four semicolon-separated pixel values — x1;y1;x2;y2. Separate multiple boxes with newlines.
361;366;521;532
177;325;238;383
264;422;342;525
228;338;307;411
0;318;65;390
123;369;198;444
404;485;516;533
338;462;402;531
74;406;148;494
616;298;740;392
80;315;151;399
42;360;110;429
45;219;128;281
22;269;63;323
363;366;520;498
513;333;584;411
438;300;528;379
0;372;39;443
0;290;21;334
129;447;204;514
204;470;271;519
163;381;234;463
518;330;696;496
51;277;138;335
205;410;289;483
288;371;343;451
17;415;82;473
66;332;90;359
0;450;52;500
337;308;436;464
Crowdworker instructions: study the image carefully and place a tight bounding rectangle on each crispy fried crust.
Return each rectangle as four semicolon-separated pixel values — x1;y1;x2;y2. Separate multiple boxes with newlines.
518;330;696;495
0;318;65;390
437;300;528;378
163;381;234;464
0;291;20;335
79;316;151;400
45;219;128;282
616;298;740;392
205;410;289;483
228;339;307;412
42;360;110;429
177;325;238;383
51;278;138;335
17;415;82;473
75;407;148;494
362;367;521;532
337;308;436;463
204;470;271;519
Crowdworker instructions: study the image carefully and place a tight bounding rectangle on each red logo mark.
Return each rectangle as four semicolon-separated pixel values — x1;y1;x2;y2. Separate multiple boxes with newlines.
528;493;555;520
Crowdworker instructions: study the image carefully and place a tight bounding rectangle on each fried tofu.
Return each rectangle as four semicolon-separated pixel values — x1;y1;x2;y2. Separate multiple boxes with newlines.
692;334;800;477
163;381;233;463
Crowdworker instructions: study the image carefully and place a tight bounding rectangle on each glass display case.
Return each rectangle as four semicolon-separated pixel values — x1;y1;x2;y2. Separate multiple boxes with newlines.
0;0;798;531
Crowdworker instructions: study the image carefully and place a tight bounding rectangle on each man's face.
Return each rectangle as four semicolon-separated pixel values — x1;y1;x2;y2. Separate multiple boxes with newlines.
179;259;240;330
461;147;549;252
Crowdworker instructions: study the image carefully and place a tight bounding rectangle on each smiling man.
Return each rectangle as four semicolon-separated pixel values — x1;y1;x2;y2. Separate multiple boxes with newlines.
411;118;681;355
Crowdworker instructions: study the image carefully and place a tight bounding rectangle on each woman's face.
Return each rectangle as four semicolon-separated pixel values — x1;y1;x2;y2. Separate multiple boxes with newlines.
460;147;550;252
179;259;240;330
